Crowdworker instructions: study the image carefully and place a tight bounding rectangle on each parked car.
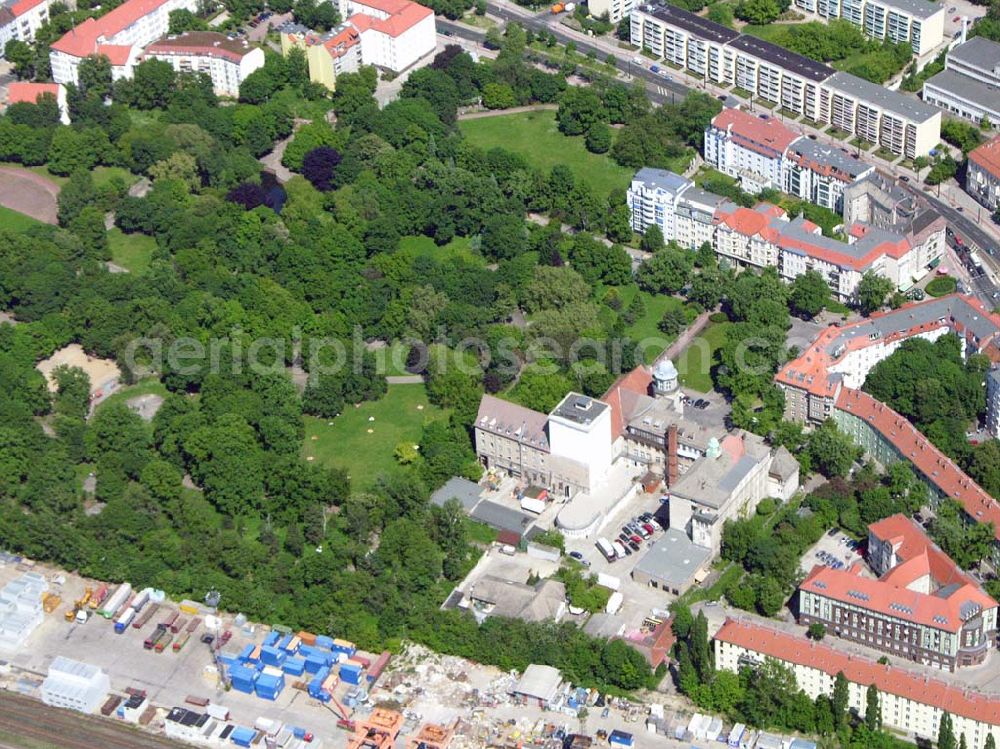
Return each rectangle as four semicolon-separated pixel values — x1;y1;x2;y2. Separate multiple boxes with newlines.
642;523;656;535
629;534;643;545
628;540;641;552
569;551;585;562
650;64;660;73
827;528;838;536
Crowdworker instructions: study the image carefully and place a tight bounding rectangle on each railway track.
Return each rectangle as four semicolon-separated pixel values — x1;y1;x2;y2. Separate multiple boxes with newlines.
0;691;184;749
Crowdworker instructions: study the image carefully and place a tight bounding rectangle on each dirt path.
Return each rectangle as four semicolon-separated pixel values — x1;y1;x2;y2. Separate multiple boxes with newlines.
655;310;711;365
457;103;558;120
0;166;60;224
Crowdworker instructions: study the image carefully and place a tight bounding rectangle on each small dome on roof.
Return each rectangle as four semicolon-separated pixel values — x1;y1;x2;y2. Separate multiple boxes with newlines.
653;359;678;380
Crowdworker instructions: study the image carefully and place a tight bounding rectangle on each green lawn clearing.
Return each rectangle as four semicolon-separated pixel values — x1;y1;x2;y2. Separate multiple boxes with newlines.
0;204;43;232
93;166;139;189
458;110;639;199
94;378;170;416
302;384;448;487
616;288;688;363
108;228;156;274
399;234;484;266
925;275;957;297
676;321;731;392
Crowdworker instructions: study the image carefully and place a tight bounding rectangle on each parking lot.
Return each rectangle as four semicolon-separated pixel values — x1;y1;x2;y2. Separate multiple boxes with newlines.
799;528;865;575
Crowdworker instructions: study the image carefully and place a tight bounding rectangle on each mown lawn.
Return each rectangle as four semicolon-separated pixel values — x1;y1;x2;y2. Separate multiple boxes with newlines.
108;228;157;274
399;234;485;265
676;321;731;392
302;384;448;487
93;378;170;416
459;110;638;199
0;205;43;232
615;287;688;364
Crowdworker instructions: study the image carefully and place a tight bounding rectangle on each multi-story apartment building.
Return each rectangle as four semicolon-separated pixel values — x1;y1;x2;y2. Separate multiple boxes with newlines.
627;168;943;300
279;22;363;90
784;138;875;213
966;135;1000;213
49;0;198;85
923;37;1000;129
630;3;942;156
715;619;1000;747
143;32;264;97
703;108;799;193
703;108;873;211
794;0;943;55
586;0;633;23
775;295;1000;563
843;169;918;228
0;0;54;54
987;367;1000;438
798;515;997;671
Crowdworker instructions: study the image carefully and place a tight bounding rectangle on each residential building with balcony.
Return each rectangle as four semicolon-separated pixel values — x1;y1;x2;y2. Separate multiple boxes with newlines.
793;0;943;55
630;3;941;155
0;0;53;53
784;138;874;213
143;32;264;97
587;0;634;23
924;37;1000;129
626;167;723;248
966;135;1000;212
715;619;1000;747
703;108;798;194
798;515;997;671
49;0;198;84
279;21;363;90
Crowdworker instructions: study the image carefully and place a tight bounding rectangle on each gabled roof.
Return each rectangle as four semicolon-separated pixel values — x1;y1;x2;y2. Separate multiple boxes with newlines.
9;0;46;17
601;365;653;441
476;394;549;451
51;0;176;58
5;81;60;105
145;31;257;63
710;109;798;160
970;135;1000;181
715;618;1000;727
348;0;432;38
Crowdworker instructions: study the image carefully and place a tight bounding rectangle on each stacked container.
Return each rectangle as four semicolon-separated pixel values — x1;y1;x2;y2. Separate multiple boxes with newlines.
229;664;257;694
282;657;306;677
307;667;331;702
339;660;363;686
260;646;286;668
331;639;356;658
254;671;285;701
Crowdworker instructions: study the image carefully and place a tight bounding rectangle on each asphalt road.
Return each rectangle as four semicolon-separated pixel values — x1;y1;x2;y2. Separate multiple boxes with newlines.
0;692;184;749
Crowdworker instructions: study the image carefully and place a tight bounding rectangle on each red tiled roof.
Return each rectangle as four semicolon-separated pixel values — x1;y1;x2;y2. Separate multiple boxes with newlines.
323;25;361;56
602;365;653;441
97;44;132;65
350;0;432;37
10;0;46;17
710;109;798;160
800;559;995;634
717;205;770;237
51;0;176;58
836;388;1000;541
970;136;1000;181
869;514;929;562
715;618;1000;727
6;82;59;105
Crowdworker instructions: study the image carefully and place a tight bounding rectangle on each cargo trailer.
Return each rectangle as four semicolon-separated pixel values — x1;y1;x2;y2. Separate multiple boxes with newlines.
114;607;136;633
159;611;178;631
155;632;173;652
89;583;109;609
98;583;132;619
133;602;160;629
144;629;164;650
185;616;201;633
171;616;186;634
131;588;151;612
100;695;122;716
173;632;190;652
185;695;209;707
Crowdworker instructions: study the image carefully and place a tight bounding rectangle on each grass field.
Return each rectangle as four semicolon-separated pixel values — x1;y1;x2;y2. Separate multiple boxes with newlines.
93;378;170;416
676;321;731;392
0;205;43;232
399;234;484;265
1;163;137;189
616;288;687;364
108;228;156;274
459;110;638;199
302;384;448;487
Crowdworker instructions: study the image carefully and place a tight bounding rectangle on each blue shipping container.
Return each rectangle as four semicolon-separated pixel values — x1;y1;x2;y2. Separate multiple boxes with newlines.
609;730;634;747
340;669;361;686
238;644;254;662
230;727;256;747
278;634;293;651
260;646;286;667
263;631;280;648
304;655;328;674
283;657;306;676
314;635;334;649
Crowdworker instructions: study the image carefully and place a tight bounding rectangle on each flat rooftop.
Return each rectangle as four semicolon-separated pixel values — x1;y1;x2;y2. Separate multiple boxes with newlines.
728;34;834;83
878;0;943;19
947;36;1000;71
550;393;609;426
924;69;1000;117
636;2;739;45
827;71;940;123
633;529;712;587
788;138;873;180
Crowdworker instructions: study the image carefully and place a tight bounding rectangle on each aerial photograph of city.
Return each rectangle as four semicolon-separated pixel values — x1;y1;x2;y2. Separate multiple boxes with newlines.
2;0;1000;744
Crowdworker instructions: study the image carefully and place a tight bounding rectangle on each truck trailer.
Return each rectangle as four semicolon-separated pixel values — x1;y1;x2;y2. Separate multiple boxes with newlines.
98;583;132;620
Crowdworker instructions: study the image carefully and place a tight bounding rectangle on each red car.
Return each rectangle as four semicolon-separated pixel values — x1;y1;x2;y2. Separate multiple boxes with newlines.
220;629;232;645
629;534;643;545
953;15;961;21
642;523;656;535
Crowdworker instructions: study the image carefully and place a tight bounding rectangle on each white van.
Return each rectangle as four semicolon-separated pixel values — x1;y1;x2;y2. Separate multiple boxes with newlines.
612;540;628;559
595;537;616;562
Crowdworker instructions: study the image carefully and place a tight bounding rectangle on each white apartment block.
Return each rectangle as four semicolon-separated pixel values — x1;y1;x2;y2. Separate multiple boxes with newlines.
630;3;941;156
143;32;265;97
626;167;724;248
586;0;634;23
923;37;1000;129
339;0;434;72
0;0;54;53
715;619;1000;748
793;0;944;55
49;0;198;85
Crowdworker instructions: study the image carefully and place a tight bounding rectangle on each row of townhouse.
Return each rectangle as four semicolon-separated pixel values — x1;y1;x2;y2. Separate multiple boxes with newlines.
279;0;435;89
715;618;1000;748
774;294;1000;565
703;107;875;213
626;167;945;300
630;2;941;157
0;0;53;56
793;0;944;56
